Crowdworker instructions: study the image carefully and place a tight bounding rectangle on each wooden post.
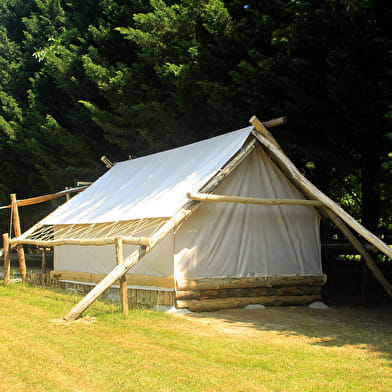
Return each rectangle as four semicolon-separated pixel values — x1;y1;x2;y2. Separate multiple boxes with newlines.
115;237;128;315
63;139;257;321
41;248;47;274
10;194;26;281
3;233;11;285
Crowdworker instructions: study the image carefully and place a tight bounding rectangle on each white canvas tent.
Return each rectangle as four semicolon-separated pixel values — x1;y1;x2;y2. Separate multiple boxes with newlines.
7;116;391;319
45;126;322;279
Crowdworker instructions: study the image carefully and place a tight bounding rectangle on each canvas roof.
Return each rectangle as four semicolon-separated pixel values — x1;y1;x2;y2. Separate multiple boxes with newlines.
41;126;253;225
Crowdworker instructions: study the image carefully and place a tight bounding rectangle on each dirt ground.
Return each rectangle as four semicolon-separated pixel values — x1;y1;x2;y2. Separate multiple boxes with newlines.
182;305;392;347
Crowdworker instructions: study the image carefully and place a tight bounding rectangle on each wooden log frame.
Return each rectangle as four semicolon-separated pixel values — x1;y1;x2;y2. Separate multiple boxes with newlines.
63;138;258;321
250;116;392;298
187;192;323;207
10;194;26;281
115;237;129;315
0;186;88;210
177;295;321;312
175;285;322;301
175;275;325;310
176;275;327;291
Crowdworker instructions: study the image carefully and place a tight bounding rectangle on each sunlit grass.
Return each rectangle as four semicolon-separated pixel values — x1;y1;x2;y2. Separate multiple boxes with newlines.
0;282;390;392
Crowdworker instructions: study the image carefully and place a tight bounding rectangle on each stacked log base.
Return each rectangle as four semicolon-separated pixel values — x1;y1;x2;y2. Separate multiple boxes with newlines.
175;276;325;311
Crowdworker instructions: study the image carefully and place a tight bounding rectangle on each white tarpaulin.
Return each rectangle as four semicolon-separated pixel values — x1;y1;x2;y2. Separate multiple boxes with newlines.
42;126;253;224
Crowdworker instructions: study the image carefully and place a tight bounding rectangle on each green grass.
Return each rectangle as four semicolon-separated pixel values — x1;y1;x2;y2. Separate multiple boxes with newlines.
0;283;391;392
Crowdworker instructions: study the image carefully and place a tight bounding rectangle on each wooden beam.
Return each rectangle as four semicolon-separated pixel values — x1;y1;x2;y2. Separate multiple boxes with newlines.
115;237;128;315
187;192;323;207
9;235;152;248
0;186;88;210
10;194;26;281
176;275;327;291
261;116;287;128
63;139;257;321
2;233;11;285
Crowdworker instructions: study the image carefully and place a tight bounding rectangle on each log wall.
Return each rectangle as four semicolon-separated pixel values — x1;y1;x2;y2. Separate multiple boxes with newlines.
175;275;325;311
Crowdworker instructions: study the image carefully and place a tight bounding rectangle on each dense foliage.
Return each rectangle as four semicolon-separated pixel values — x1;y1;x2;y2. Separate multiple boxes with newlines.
0;0;391;237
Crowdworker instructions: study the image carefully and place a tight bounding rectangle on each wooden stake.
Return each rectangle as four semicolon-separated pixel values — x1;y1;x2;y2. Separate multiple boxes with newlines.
187;192;323;207
41;248;47;274
2;233;11;285
63;139;257;321
115;237;128;315
10;194;26;281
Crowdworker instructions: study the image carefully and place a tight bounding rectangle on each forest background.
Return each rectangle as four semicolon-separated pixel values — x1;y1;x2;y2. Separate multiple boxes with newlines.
0;0;391;243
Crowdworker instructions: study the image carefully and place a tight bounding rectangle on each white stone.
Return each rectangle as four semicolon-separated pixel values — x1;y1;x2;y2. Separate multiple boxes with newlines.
308;301;329;309
244;304;266;310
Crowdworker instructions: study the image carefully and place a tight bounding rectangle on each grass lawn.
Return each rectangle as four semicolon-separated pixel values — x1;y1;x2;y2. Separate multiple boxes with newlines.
0;282;391;392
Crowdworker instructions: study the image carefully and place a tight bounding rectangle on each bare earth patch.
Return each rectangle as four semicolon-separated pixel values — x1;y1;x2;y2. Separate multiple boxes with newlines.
181;305;392;350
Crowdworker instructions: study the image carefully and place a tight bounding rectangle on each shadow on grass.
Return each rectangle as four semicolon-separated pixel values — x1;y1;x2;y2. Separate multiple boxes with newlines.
187;304;392;360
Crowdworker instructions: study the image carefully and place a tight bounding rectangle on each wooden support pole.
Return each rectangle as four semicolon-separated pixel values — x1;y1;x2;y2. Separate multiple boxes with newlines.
10;194;26;281
115;237;128;315
261;116;287;129
250;115;392;298
187;192;323;207
63;139;257;321
1;186;88;210
9;236;151;248
41;248;47;274
323;209;392;298
2;233;11;285
250;119;392;260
